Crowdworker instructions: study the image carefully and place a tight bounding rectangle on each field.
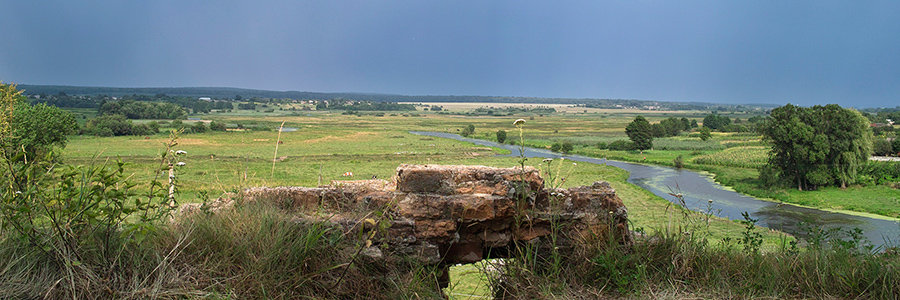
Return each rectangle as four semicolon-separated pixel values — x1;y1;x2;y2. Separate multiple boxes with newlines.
61;108;807;298
47;104;900;298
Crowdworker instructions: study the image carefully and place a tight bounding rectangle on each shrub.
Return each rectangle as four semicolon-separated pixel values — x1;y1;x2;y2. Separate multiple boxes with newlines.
560;142;574;154
595;142;608;149
699;127;712;141
209;121;227;131
461;124;475;137
7;102;77;157
608;140;635;151
673;155;684;168
873;138;893;156
84;114;136;136
496;130;507;143
893;139;900;155
550;143;562;153
191;122;208;133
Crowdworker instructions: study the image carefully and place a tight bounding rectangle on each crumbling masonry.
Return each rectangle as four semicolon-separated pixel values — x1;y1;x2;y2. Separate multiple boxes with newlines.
190;164;631;288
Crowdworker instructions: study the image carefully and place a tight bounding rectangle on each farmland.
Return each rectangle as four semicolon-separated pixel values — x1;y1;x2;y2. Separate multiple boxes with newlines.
9;99;900;298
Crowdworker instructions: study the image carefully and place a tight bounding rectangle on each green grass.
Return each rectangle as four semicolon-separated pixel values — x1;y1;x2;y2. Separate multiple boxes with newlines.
58;112;799;298
701;164;900;219
49;108;900;297
692;146;768;168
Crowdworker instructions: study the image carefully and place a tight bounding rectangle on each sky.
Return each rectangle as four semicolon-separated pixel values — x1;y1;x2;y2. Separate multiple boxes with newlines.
1;1;898;107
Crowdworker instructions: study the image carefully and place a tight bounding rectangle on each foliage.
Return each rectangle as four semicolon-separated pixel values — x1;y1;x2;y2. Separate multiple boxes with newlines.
625;116;653;150
84;114;155;136
699;126;711;141
98;99;186;119
702;114;732;130
761;104;872;190
461;124;475;137
496;129;507;143
0;129;181;298
191;122;208;133
673;155;684;168
6;102;77;159
873;138;893;156
608;140;635;151
209;121;227;131
323;100;415;111
550;142;574;154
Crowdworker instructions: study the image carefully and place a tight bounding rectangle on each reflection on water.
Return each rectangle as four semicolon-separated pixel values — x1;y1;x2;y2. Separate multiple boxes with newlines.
410;131;900;248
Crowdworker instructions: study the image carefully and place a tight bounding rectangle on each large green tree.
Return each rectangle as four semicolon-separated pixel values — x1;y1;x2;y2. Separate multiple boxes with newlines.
761;104;871;190
626;116;653;150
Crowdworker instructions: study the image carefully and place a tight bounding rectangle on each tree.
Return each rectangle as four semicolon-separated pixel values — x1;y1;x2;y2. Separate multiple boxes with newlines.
761;104;870;190
4;100;77;159
690;119;699;128
496;130;507;143
819;104;873;188
680;117;691;131
699;127;711;141
85;114;135;136
702;114;732;130
625;116;653;150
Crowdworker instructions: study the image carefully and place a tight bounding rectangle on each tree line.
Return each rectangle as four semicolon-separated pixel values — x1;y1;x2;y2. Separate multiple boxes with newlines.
28;92;233;114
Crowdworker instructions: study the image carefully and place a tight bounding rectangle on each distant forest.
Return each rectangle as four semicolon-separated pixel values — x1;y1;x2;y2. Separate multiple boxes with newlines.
18;84;778;111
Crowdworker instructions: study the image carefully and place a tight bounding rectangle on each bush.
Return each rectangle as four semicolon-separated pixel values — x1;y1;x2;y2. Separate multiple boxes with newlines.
595;142;608;149
550;143;562;153
560;142;574;154
191;122;208;133
873;138;893;156
461;124;475;137
608;140;635;151
209;121;227;131
673;155;684;168
7;102;77;157
496;130;507;143
893;139;900;155
84;114;136;136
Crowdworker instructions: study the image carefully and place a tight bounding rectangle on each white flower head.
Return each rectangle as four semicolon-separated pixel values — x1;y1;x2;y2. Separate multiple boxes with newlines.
513;119;526;127
176;162;186;166
572;163;577;166
175;150;187;155
542;158;553;163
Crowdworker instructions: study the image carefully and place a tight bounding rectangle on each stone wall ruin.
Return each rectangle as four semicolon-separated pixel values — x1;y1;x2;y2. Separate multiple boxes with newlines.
191;164;631;289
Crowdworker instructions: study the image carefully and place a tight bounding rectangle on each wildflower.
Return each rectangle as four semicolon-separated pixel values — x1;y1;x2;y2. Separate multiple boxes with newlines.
176;162;186;166
708;199;713;203
513;119;526;126
572;163;577;166
542;158;553;163
175;150;187;155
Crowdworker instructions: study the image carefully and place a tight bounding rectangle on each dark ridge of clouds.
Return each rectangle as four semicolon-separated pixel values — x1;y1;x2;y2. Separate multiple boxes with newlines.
1;0;898;108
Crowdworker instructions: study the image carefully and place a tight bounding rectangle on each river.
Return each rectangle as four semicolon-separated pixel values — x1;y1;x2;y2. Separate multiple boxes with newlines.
411;131;900;248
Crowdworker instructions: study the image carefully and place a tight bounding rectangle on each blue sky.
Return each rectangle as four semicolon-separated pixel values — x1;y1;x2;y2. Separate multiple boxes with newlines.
1;1;898;107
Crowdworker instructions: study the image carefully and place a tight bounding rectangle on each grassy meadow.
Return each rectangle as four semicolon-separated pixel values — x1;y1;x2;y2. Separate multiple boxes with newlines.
45;104;899;298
